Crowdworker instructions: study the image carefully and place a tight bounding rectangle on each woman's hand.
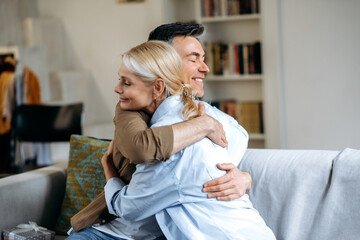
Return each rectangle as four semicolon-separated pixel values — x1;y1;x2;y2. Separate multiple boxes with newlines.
202;163;252;201
101;140;118;181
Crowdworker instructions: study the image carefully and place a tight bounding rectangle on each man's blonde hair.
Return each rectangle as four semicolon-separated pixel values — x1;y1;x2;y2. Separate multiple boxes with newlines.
122;40;199;120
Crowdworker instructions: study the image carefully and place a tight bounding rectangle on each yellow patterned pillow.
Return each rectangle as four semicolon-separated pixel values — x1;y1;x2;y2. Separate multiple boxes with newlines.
55;135;110;235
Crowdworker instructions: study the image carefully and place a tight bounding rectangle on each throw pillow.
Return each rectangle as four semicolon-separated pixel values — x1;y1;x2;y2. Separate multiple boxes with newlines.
55;134;110;235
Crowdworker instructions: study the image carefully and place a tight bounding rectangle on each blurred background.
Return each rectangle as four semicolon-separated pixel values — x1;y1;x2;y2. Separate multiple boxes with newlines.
1;0;359;172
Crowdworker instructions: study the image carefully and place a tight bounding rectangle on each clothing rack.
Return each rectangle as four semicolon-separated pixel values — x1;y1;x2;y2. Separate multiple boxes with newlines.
0;56;44;173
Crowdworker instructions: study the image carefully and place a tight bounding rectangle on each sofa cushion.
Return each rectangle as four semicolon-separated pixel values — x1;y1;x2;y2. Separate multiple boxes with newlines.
55;135;110;235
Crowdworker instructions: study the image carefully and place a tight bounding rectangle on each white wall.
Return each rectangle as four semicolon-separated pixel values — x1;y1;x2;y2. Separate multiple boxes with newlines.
265;0;360;150
4;0;359;150
35;0;166;123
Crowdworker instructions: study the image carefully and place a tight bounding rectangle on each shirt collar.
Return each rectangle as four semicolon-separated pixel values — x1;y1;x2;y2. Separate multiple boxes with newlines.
150;95;182;126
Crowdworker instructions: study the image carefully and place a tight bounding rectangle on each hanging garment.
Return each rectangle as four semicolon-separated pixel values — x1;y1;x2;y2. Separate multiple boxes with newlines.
0;71;14;134
2;73;16;125
23;67;41;105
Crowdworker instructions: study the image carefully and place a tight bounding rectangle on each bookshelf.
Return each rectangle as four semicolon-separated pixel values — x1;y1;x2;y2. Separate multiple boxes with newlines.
164;0;265;148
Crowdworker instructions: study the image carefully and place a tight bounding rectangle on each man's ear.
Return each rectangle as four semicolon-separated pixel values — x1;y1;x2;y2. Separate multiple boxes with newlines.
153;78;165;99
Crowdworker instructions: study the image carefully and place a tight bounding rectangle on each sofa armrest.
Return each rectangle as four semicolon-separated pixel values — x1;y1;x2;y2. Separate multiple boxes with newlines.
0;161;67;232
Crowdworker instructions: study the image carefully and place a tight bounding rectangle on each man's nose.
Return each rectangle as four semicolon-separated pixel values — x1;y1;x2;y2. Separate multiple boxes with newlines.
200;61;210;73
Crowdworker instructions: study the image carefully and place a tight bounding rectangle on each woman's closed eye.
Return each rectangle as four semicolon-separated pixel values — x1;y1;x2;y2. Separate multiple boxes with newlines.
119;78;131;86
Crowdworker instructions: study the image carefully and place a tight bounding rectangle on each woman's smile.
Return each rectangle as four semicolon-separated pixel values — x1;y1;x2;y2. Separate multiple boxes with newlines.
119;96;129;102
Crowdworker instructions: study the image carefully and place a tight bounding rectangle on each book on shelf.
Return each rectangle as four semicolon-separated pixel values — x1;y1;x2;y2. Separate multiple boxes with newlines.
228;43;235;75
213;42;222;75
205;41;214;75
210;100;264;134
237;44;244;74
240;0;253;15
201;0;260;17
242;44;249;74
232;43;239;74
201;0;222;17
205;41;262;76
222;44;230;75
253;41;262;74
227;0;240;15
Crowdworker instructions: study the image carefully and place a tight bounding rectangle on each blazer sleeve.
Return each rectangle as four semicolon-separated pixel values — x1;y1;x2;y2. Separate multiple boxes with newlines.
113;102;174;164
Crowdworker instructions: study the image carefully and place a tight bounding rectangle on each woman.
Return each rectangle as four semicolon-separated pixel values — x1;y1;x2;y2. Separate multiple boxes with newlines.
98;41;275;240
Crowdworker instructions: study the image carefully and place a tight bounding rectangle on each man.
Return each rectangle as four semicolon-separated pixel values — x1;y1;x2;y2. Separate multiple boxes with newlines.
68;22;252;240
147;23;251;200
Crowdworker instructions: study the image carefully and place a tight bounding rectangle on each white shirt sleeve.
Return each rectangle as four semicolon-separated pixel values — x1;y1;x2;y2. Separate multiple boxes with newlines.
104;162;181;222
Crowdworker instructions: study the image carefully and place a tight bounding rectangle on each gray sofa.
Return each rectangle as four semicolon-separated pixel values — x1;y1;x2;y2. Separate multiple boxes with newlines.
1;148;359;240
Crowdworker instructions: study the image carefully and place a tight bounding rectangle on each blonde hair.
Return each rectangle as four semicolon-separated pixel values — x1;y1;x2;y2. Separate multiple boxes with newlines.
122;40;199;120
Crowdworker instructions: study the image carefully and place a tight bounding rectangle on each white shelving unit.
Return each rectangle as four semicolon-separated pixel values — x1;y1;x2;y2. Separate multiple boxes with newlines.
206;74;262;82
200;13;260;23
165;0;265;148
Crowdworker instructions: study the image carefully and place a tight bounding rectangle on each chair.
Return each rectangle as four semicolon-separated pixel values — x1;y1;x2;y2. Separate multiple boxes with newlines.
10;102;83;171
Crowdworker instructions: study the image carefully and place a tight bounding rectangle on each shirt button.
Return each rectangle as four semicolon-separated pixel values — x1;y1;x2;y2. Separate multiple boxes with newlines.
101;219;106;223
